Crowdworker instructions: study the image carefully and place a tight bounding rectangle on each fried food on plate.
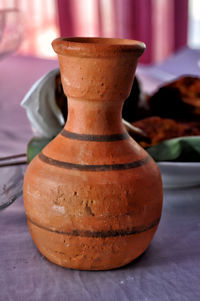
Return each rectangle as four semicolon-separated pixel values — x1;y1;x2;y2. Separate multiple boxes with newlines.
148;76;200;119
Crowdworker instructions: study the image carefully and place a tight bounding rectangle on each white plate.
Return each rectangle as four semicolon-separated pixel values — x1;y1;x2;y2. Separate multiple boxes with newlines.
158;161;200;189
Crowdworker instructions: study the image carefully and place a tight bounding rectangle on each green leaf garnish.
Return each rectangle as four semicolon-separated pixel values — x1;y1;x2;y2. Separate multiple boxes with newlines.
27;137;53;162
147;136;200;162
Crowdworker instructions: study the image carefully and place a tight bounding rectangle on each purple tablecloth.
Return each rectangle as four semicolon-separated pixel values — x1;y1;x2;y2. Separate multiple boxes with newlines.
0;53;200;301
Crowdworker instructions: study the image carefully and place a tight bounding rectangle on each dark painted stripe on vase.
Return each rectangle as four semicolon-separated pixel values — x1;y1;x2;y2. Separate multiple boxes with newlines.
27;216;160;238
38;152;151;172
61;129;129;142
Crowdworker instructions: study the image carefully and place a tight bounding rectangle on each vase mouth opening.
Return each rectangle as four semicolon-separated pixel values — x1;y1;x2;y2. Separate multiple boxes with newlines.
52;37;146;57
62;37;144;47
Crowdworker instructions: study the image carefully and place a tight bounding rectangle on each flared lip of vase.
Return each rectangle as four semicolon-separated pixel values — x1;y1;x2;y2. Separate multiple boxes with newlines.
52;37;146;58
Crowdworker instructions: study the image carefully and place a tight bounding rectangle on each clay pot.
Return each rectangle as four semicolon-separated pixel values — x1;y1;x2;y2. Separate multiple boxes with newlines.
23;37;163;270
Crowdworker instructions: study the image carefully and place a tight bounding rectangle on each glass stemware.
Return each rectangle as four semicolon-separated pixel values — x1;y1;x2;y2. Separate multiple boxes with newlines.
0;8;22;59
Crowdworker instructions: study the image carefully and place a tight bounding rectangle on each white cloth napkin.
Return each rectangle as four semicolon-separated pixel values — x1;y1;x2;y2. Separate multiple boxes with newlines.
21;68;65;137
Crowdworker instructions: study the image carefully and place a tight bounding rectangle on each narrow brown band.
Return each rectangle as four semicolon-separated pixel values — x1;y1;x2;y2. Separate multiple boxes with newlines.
61;129;129;142
38;152;151;172
27;215;160;238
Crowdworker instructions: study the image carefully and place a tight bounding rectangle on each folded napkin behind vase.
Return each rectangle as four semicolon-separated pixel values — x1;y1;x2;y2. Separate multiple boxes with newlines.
21;68;65;138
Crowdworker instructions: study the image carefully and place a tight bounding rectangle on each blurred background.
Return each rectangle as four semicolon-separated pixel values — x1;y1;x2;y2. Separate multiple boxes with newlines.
0;0;199;64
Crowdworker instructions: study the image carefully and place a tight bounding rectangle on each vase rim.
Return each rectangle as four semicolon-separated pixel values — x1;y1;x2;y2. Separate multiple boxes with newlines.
52;37;146;58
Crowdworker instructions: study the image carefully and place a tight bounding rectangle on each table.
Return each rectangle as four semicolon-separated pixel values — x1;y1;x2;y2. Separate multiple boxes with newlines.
0;51;200;301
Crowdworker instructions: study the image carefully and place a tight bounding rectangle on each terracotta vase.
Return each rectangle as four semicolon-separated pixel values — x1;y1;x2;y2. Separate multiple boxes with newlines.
23;37;163;270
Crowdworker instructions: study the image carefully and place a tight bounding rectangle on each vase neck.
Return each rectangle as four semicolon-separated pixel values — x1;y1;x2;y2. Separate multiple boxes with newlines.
64;98;125;135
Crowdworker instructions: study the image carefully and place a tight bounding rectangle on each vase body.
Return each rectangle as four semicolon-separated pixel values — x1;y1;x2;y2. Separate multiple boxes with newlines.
23;37;163;270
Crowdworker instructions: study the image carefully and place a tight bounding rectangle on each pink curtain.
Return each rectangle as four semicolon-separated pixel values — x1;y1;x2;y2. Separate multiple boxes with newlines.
57;0;188;64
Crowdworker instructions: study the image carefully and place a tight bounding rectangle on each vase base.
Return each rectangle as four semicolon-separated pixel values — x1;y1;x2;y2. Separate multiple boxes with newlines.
28;219;158;271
